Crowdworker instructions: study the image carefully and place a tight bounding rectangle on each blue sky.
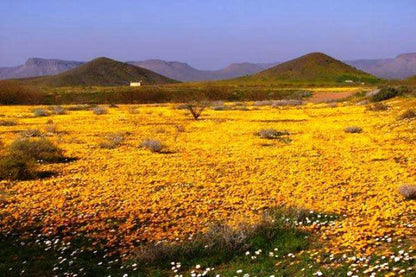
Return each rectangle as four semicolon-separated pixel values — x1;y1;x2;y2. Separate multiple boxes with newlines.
1;0;415;69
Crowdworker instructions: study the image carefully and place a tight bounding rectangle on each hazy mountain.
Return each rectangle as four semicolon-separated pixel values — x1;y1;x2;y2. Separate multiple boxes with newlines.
23;57;178;87
0;58;84;80
238;52;379;84
127;60;279;81
345;53;416;79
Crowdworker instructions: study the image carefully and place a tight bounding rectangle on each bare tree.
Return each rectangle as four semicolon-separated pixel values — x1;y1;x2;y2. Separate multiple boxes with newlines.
185;102;207;120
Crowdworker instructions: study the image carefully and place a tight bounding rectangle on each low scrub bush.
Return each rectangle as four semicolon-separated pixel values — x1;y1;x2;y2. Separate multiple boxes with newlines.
133;207;312;265
0;138;64;180
371;87;399;102
33;108;49;117
50;106;66;115
140;139;163;153
0;120;17;126
99;133;125;149
398;109;416;120
366;102;389;111
344;126;362;133
67;104;93;111
0;153;36;180
45;123;59;134
272;99;304;107
10;138;64;162
128;106;140;114
175;125;185;132
93;106;108;115
398;185;416;200
20;129;44;138
253;100;272;107
0;81;44;105
257;129;289;139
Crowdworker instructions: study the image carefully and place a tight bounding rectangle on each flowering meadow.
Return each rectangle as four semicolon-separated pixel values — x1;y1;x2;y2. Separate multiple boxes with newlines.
0;97;415;276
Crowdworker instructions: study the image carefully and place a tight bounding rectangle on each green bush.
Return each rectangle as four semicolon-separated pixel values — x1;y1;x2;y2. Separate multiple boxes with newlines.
0;154;36;180
371;87;399;102
9;138;64;162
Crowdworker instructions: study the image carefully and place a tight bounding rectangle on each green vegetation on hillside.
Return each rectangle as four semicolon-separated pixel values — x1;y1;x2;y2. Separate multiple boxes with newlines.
232;52;380;85
21;57;179;87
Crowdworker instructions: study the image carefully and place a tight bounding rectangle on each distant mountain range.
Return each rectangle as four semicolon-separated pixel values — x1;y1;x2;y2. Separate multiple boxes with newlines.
236;52;378;84
23;57;177;87
1;52;415;81
345;53;416;79
128;60;279;81
0;58;84;80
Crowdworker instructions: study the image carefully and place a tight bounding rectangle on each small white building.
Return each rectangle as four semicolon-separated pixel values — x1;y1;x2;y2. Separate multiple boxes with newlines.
130;81;142;87
344;80;354;83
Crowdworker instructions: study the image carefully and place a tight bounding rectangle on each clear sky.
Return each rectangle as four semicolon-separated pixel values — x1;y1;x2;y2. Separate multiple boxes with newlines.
1;0;415;69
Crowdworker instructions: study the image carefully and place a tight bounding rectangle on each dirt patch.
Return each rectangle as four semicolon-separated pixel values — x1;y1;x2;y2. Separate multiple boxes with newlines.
309;91;354;103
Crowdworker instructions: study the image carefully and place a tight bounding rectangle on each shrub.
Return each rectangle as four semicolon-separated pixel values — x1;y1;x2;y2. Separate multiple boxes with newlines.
366;102;389;111
50;106;66;115
398;109;416;120
9;138;64;162
33;108;49;117
185;103;206;120
253;100;273;107
175;125;185;132
398;185;416;200
134;207;312;264
99;133;124;149
371;87;399;102
128;106;140;114
93;106;108;115
45;123;58;134
257;129;289;139
0;154;36;180
212;105;227;111
20;129;44;138
67;104;93;111
0;81;44;105
0;120;17;126
231;102;248;110
344;126;362;133
140;139;163;153
272;99;304;107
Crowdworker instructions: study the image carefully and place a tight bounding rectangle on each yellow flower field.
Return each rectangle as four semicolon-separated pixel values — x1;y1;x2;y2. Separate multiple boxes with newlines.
0;98;415;259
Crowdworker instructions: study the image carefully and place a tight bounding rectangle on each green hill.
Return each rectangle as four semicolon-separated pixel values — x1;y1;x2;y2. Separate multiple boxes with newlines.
24;57;178;87
235;52;379;84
